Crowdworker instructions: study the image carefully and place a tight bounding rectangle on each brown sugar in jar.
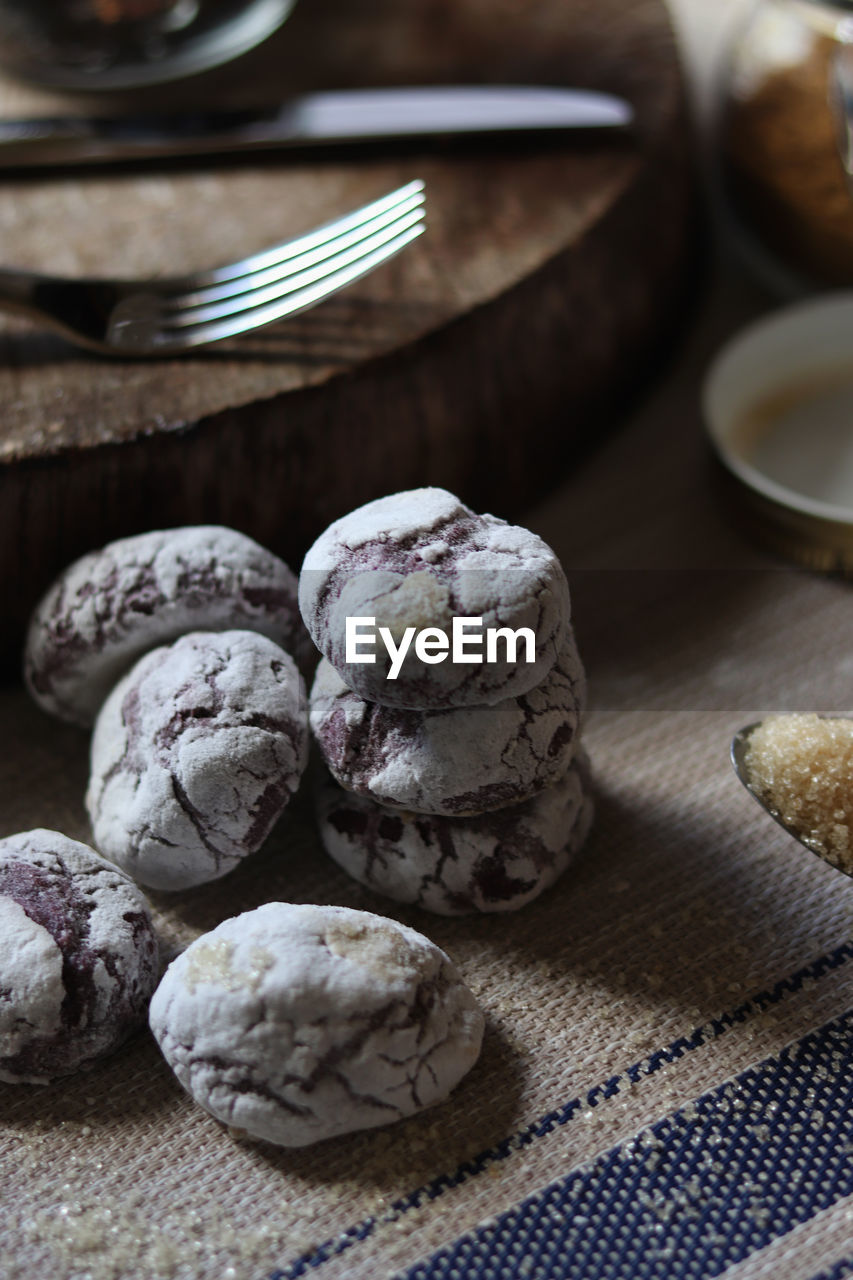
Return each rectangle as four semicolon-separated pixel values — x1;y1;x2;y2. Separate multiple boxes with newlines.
720;0;853;285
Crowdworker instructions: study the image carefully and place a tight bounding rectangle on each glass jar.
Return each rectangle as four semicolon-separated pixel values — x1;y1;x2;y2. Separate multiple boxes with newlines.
719;0;853;290
0;0;295;90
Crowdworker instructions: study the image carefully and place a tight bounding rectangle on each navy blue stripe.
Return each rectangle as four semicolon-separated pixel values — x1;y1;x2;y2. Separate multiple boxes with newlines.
810;1260;853;1280
269;941;853;1280
402;1011;853;1280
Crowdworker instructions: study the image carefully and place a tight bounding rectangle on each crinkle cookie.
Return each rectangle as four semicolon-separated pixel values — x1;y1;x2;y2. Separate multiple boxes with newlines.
149;902;484;1147
0;830;158;1084
298;488;570;708
86;631;308;892
309;632;586;816
316;756;593;915
25;525;304;726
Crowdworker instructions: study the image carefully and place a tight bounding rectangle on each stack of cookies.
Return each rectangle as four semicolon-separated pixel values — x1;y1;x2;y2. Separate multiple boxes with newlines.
299;488;593;915
24;525;309;893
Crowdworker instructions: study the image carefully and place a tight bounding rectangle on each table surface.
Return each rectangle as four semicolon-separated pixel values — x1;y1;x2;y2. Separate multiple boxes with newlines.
5;2;853;1279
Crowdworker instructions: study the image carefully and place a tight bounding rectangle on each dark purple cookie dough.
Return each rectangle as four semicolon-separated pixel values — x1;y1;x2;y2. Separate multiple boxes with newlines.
309;632;587;816
0;829;158;1084
298;488;571;709
25;525;305;726
86;630;308;891
315;755;593;915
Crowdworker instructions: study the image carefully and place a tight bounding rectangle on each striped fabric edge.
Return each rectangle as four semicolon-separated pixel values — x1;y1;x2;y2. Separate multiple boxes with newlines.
810;1260;853;1280
268;939;853;1280
397;1008;853;1279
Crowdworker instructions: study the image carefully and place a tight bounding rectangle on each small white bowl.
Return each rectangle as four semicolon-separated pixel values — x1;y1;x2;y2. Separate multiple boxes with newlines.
703;293;853;568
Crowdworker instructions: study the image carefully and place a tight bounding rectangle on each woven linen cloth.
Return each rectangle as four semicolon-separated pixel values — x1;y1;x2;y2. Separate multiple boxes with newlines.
3;260;853;1279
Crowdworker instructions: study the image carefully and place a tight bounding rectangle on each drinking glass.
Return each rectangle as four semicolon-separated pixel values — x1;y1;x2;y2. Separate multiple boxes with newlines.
0;0;295;90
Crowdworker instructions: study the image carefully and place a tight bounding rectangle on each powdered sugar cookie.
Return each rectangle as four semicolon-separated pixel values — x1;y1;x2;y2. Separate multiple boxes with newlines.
149;902;484;1147
316;755;593;915
309;633;586;816
86;630;308;891
25;525;304;725
298;488;570;708
0;829;158;1084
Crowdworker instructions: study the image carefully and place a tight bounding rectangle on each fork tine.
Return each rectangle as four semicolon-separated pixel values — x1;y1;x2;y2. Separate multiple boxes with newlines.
164;205;425;330
151;221;425;350
162;179;425;292
168;187;425;310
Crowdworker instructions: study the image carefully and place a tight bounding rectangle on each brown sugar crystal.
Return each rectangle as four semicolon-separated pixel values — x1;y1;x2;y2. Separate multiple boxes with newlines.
722;31;853;285
744;713;853;871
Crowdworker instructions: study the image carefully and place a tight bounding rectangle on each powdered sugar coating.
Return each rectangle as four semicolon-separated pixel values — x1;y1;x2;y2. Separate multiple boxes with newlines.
316;756;593;915
149;902;484;1147
309;632;587;816
0;829;158;1084
25;526;304;726
298;488;570;708
86;631;308;892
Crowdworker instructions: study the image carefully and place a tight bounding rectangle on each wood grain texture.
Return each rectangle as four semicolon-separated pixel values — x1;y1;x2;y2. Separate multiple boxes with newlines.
0;0;697;674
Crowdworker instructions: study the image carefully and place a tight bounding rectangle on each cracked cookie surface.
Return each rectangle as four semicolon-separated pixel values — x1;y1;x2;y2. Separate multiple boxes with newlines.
25;525;304;726
309;633;586;816
86;630;308;891
298;488;570;708
316;756;593;915
0;829;158;1084
149;902;484;1147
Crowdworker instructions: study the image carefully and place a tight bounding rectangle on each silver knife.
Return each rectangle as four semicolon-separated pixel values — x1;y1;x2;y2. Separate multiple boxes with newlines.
0;85;633;168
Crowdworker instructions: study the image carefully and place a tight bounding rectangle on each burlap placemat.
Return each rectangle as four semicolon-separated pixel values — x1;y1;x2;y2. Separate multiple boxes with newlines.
2;695;853;1280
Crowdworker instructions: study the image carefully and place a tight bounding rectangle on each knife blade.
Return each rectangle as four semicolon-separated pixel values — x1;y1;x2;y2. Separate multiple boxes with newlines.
0;85;633;169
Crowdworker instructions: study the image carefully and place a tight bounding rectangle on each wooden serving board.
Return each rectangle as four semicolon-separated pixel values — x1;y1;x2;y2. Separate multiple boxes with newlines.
0;0;696;675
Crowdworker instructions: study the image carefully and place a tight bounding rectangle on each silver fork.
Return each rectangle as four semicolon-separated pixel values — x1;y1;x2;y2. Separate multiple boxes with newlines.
0;179;425;356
